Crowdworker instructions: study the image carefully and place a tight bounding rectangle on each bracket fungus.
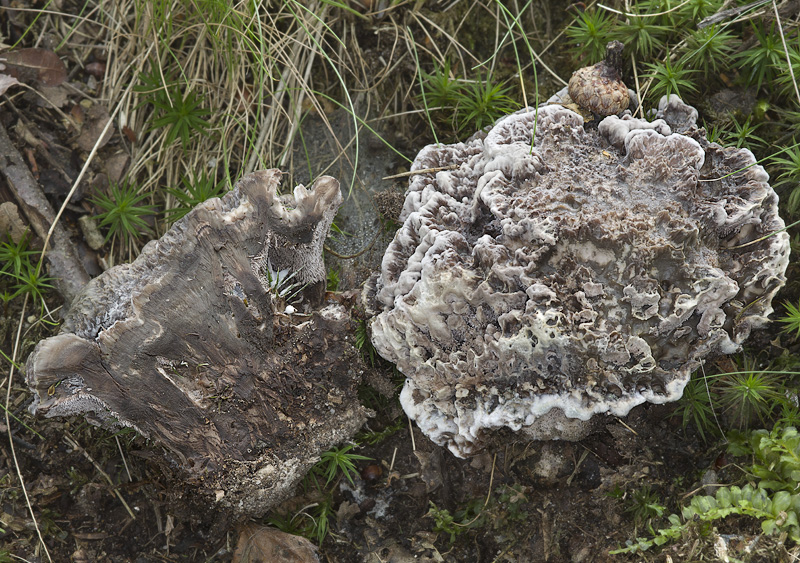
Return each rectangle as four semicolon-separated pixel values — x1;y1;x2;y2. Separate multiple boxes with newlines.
364;96;790;458
26;170;367;515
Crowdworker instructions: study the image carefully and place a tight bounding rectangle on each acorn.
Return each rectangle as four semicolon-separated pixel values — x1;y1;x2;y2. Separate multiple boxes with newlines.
361;463;383;484
568;41;630;117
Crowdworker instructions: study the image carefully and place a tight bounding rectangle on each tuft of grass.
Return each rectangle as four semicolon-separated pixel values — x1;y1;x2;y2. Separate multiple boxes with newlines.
779;403;800;428
672;374;718;443
779;301;800;339
716;368;786;431
612;7;668;60
356;417;404;446
90;180;156;249
307;496;334;545
164;172;229;224
626;485;666;525
0;232;37;279
722;117;766;151
263;266;304;307
771;143;800;214
8;266;54;313
736;22;785;93
418;63;519;140
776;41;800;101
325;267;340;293
313;443;371;486
421;59;462;113
267;511;305;537
645;54;698;101
355;319;378;367
566;9;615;64
703;121;723;144
457;75;519;136
136;68;212;151
677;0;724;24
680;25;736;79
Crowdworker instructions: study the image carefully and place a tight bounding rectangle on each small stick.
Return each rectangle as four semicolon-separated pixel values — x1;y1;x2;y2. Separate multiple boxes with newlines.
615;418;639;436
697;0;770;28
64;433;136;519
455;453;496;527
116;435;133;483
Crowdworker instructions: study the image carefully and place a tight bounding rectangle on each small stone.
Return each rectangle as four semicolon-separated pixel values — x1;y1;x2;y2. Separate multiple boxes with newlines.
78;215;105;250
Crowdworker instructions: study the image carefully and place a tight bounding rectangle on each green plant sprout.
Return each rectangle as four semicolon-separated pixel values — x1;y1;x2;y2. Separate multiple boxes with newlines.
421;59;461;112
771;142;800;214
672;374;719;443
356;417;404;446
680;25;736;78
426;501;463;545
736;22;785;93
307;497;334;545
325;267;340;292
90;181;156;247
137;68;212;151
313;443;371;486
780;300;800;338
722;116;766;150
426;498;486;546
625;485;667;525
164;172;229;224
0;231;36;278
417;62;519;140
8;265;54;312
678;0;725;23
614;425;800;554
267;510;305;536
716;364;786;431
566;9;614;63
777;42;800;100
645;54;698;101
355;318;377;367
264;265;304;305
612;6;668;59
270;489;335;545
0;230;55;314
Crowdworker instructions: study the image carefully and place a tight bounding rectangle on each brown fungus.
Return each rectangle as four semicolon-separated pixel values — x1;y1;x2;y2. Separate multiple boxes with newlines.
364;97;790;458
26;170;367;515
568;40;630;117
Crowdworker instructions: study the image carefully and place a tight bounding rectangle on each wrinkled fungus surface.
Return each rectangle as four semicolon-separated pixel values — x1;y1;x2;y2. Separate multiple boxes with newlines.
27;170;366;515
365;97;790;457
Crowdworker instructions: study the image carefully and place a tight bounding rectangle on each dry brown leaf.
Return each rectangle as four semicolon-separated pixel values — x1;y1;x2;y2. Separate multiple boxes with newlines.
0;73;20;95
36;84;69;108
1;48;67;86
336;500;361;525
103;152;130;183
414;450;443;493
233;524;319;563
76;104;113;151
0;202;28;243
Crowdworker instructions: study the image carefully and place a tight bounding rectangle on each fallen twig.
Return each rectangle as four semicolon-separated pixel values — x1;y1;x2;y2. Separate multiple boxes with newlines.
0;122;89;306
